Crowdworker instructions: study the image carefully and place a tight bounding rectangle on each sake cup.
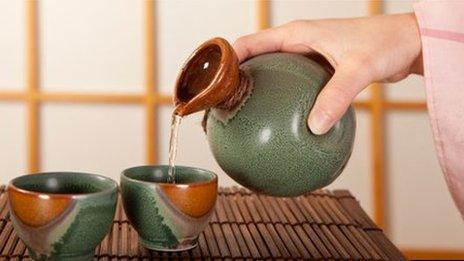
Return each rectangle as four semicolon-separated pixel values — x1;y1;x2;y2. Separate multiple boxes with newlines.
7;172;118;261
120;165;218;252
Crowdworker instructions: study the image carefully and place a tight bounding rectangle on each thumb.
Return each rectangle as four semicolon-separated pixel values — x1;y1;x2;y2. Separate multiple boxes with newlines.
308;64;369;135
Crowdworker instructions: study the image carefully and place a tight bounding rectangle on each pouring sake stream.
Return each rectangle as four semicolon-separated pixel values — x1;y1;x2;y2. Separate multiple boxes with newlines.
173;37;355;197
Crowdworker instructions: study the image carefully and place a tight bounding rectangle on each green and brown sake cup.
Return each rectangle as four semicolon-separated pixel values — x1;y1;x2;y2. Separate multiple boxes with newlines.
7;172;118;261
120;165;218;252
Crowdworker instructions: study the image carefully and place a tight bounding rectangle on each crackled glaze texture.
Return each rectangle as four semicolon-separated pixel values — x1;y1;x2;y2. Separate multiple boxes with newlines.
120;165;217;252
8;172;118;261
207;53;356;197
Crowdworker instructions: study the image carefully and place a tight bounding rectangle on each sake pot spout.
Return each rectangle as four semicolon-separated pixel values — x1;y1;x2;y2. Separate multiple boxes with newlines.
174;37;241;116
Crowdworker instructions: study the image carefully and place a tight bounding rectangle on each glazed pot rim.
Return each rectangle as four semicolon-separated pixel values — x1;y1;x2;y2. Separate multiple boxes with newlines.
8;172;118;199
121;164;218;188
173;37;239;116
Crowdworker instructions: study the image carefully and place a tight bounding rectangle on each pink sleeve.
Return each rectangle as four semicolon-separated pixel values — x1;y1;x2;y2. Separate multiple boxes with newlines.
413;1;464;218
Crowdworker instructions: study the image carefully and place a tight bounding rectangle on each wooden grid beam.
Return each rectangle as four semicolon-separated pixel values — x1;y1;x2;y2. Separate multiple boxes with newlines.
144;0;160;165
353;100;371;110
256;0;270;30
0;91;173;104
371;83;386;229
37;92;144;104
384;101;426;110
368;0;387;231
0;91;27;101
0;91;429;112
25;0;40;173
0;91;427;112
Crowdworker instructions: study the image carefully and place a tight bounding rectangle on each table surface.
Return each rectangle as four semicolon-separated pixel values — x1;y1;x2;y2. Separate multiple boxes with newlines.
0;186;405;260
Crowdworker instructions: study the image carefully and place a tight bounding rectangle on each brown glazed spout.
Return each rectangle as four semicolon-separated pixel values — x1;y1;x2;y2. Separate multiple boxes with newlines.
174;38;241;116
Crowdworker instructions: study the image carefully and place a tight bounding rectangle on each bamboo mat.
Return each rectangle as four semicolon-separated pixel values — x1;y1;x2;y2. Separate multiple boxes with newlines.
0;186;405;260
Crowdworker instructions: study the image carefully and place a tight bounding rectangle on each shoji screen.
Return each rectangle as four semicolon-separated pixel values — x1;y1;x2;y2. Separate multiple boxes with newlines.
0;0;463;258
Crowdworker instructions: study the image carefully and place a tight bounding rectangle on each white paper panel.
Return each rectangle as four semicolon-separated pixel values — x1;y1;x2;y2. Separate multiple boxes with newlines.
0;103;26;183
159;106;238;187
39;0;144;93
384;0;414;14
271;0;369;101
271;0;367;22
328;110;372;217
41;104;144;181
386;75;425;101
387;112;464;249
157;0;255;94
0;0;24;89
355;87;371;101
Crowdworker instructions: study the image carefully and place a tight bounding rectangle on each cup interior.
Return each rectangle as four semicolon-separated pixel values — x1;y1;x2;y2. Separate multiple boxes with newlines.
122;165;216;185
10;172;117;195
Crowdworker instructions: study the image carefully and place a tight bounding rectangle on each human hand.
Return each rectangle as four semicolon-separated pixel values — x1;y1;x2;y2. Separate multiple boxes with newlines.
233;13;422;134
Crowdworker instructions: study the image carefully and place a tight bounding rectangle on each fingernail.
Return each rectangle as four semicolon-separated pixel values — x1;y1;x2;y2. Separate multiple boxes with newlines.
308;111;331;135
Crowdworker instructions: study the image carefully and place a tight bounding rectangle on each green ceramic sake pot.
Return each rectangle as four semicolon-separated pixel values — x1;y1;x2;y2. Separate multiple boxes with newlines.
174;38;356;197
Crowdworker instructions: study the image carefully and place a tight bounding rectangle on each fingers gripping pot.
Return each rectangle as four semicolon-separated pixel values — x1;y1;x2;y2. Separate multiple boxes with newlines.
174;37;356;197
